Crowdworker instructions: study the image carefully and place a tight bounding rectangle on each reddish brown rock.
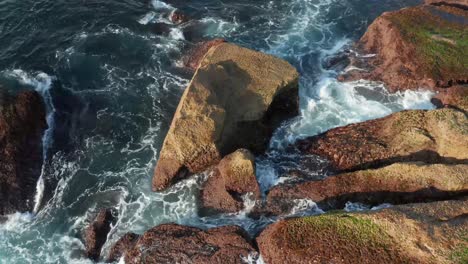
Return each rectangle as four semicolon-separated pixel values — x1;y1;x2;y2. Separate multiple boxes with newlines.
122;224;255;264
296;108;468;172
153;43;299;191
425;0;468;9
257;199;468;264
339;4;467;92
0;88;47;215
200;149;260;215
84;209;115;261
107;233;140;263
432;85;468;111
182;39;226;71
170;10;189;24
264;162;467;215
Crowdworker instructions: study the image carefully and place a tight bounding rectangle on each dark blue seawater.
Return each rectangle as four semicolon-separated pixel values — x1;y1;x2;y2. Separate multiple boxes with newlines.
0;0;433;263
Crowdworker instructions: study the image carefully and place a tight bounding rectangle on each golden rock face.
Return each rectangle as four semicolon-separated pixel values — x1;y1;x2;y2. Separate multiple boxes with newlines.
152;43;299;191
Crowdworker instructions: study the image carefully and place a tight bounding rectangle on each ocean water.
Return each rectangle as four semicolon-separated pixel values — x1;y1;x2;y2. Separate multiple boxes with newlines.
0;0;433;263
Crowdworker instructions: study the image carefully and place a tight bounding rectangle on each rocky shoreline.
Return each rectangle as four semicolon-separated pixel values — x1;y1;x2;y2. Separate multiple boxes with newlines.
1;0;467;263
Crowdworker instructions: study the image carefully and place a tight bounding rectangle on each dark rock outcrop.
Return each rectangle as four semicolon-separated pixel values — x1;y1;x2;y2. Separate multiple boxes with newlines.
170;10;189;24
118;224;255;264
107;232;140;263
296;108;468;172
264;162;467;215
153;43;299;191
84;209;115;261
339;4;468;92
257;199;468;264
425;0;468;9
0;88;47;215
200;149;260;215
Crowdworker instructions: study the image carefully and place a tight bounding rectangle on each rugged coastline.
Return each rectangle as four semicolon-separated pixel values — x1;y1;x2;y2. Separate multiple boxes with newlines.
0;0;467;263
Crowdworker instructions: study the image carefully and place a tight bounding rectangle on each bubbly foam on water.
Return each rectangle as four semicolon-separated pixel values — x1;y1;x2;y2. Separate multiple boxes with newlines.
0;0;438;262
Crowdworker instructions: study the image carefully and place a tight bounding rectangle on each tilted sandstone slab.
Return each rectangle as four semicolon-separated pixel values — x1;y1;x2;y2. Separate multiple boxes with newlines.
257;199;468;264
153;43;299;191
296;108;468;172
0;88;47;215
264;162;467;215
339;4;467;92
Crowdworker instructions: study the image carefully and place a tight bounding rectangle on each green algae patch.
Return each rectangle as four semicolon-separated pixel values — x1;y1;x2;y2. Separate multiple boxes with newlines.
388;6;468;81
283;214;393;250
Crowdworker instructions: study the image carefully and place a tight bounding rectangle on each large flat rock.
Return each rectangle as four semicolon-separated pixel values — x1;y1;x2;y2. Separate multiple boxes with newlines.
153;43;299;191
257;199;468;264
264;162;467;215
296;108;468;172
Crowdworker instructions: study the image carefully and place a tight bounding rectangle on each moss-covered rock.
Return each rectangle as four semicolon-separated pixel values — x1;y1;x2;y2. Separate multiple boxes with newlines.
339;4;467;91
257;199;468;264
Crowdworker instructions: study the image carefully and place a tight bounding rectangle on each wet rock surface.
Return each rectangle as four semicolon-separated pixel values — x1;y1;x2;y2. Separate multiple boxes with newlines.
182;39;226;71
339;4;468;92
0;88;47;215
264;162;468;215
296;108;468;172
257;199;468;264
200;149;260;215
119;224;255;264
84;209;115;261
107;232;140;263
153;42;299;191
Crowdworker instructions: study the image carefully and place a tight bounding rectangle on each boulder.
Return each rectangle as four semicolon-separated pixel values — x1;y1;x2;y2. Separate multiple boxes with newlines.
170;10;189;24
121;224;255;264
84;209;115;261
0;88;47;215
296;108;468;172
257;199;468;264
432;85;468;111
200;149;260;215
339;4;467;92
107;232;140;263
264;162;467;215
153;43;299;191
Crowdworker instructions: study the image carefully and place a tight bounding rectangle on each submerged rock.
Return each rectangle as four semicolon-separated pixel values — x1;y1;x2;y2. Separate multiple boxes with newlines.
107;232;140;263
121;224;255;264
0;88;47;215
265;162;467;215
170;10;189;24
257;199;468;264
339;4;468;91
84;209;115;261
153;42;299;191
296;108;468;172
200;149;260;215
